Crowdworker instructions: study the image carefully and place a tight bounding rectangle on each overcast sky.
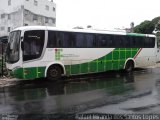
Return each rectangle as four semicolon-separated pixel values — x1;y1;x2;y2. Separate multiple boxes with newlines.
54;0;160;30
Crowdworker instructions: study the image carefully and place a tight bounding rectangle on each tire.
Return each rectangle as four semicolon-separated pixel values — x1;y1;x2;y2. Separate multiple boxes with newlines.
125;61;134;73
47;65;62;81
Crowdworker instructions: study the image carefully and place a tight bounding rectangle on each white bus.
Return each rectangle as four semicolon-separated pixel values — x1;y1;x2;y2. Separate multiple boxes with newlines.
5;26;156;80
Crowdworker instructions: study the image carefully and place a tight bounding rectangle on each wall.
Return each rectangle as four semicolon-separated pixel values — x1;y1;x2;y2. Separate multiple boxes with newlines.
0;0;24;13
24;0;56;18
0;0;56;37
0;0;24;36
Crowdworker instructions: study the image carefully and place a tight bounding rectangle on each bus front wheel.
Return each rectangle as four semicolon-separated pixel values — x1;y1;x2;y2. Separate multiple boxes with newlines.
47;65;62;81
125;61;134;73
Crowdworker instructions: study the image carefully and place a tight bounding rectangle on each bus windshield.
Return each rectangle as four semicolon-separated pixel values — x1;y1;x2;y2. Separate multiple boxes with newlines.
6;31;21;63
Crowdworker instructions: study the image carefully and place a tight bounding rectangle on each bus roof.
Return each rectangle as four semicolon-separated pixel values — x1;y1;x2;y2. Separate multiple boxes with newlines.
13;26;155;37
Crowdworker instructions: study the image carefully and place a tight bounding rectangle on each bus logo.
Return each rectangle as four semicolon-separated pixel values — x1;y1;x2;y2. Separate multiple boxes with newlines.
55;49;63;60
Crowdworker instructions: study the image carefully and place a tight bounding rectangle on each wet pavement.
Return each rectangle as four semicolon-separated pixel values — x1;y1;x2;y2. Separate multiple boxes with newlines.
0;68;160;119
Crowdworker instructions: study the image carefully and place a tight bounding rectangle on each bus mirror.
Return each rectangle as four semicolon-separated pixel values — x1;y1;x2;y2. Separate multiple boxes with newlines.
21;41;24;51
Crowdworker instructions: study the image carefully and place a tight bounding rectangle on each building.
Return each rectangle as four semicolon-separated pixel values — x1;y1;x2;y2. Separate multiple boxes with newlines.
0;0;56;37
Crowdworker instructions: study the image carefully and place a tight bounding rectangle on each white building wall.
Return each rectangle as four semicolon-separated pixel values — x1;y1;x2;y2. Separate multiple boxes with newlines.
24;0;56;26
0;9;23;36
24;0;56;18
0;0;56;37
0;0;24;36
0;0;24;13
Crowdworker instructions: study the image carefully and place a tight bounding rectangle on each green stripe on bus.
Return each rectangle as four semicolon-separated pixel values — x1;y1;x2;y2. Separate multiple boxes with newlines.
126;33;146;37
13;68;24;79
65;48;140;75
12;67;46;79
12;48;140;79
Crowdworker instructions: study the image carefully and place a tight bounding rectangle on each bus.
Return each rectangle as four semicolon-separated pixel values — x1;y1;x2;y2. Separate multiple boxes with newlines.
5;26;156;80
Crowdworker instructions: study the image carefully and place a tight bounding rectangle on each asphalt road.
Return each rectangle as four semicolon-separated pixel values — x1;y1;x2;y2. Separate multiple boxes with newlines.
0;68;160;120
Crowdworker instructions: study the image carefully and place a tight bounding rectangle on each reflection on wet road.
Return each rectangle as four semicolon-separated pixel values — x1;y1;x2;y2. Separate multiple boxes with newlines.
0;68;160;119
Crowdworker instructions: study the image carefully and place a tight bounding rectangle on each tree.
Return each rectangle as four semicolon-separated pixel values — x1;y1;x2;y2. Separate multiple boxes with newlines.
151;16;160;25
133;20;155;34
152;16;160;31
156;32;160;48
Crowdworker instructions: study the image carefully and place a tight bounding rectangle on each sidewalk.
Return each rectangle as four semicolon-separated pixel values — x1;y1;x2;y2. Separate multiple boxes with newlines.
155;62;160;68
0;76;20;87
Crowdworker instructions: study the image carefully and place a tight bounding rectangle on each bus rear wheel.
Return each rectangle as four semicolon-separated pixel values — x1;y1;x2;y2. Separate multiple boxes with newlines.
47;65;62;81
125;61;134;73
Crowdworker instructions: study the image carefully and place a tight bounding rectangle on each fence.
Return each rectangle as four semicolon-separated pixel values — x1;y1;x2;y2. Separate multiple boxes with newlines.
0;36;7;77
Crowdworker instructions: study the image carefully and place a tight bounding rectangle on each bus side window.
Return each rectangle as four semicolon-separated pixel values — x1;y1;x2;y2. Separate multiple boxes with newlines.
145;37;155;48
112;35;119;48
138;36;145;48
69;33;76;47
58;32;65;48
56;32;62;47
144;37;150;48
129;36;136;48
101;39;107;47
75;33;86;48
92;34;97;47
118;35;125;48
108;35;113;48
86;34;94;48
47;31;57;48
151;37;155;48
125;36;131;48
60;32;68;48
23;30;45;61
97;34;107;48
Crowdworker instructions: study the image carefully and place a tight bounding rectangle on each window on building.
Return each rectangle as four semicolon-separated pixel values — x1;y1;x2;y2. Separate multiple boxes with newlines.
51;18;56;24
46;5;49;11
33;15;38;21
8;14;10;19
24;10;29;17
53;7;55;11
45;17;48;23
8;27;11;32
24;23;28;26
8;0;11;6
34;0;38;6
0;27;5;31
1;14;5;19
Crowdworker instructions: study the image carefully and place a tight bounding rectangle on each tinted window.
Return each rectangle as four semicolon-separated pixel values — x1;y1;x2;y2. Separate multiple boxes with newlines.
145;37;155;48
97;34;107;47
129;36;144;48
23;30;45;61
150;37;155;48
48;31;75;48
97;34;114;48
74;33;86;48
86;34;95;47
47;31;58;48
118;35;126;48
125;36;131;47
107;35;114;47
47;30;155;48
60;32;70;47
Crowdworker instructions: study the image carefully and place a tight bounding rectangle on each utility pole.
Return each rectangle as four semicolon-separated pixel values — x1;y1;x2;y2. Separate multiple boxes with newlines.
1;41;4;77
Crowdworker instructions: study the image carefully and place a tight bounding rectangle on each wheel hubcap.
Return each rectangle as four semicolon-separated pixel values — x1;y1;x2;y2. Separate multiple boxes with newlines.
50;69;58;77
